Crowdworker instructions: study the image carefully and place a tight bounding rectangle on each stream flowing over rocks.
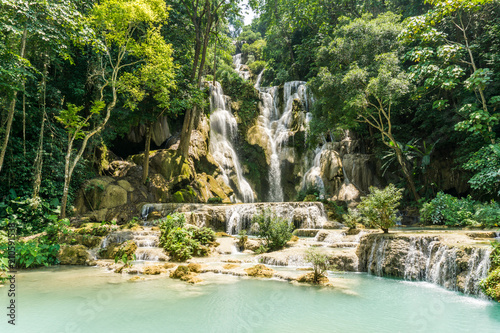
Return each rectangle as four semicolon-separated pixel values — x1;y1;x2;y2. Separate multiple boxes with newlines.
357;233;491;295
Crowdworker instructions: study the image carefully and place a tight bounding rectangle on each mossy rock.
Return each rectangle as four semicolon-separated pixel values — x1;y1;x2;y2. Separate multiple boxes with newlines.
297;272;329;285
143;265;163;275
303;194;317;202
170;265;191;279
223;264;240;270
116;240;137;261
151;150;193;186
58;233;102;248
244;264;275;278
172;186;197;203
187;263;202;273
57;245;92;265
481;267;500;302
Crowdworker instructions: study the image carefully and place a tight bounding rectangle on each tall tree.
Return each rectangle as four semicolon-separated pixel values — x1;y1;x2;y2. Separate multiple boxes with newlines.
57;0;176;218
0;0;84;174
177;0;241;159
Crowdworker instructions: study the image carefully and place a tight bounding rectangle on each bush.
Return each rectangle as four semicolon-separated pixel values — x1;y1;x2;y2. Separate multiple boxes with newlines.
420;192;499;227
158;213;214;262
305;248;334;284
480;242;500;301
343;208;362;230
207;197;223;204
253;209;293;251
0;196;59;236
248;60;266;74
358;184;403;233
0;240;60;268
158;213;186;242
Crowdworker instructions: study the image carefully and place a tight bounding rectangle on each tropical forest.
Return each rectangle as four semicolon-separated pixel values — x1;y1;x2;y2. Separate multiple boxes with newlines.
1;0;500;331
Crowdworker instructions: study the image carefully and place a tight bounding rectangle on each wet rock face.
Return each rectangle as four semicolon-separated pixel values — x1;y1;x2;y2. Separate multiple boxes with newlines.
357;233;491;295
140;202;328;235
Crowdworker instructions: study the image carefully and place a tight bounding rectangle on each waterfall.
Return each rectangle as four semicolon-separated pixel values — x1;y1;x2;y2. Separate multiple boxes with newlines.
133;227;168;261
209;82;255;203
300;146;326;198
254;69;265;89
359;235;492;296
224;202;327;235
255;81;310;201
233;53;251;80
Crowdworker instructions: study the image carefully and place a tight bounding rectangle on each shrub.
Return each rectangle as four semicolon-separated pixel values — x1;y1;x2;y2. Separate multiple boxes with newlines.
253;209;293;251
248;60;266;74
158;213;214;262
420;193;499;227
158;213;186;242
480;242;500;301
207;197;223;204
304;248;334;284
0;196;59;236
0;240;60;268
237;230;248;251
358;184;403;233
343;208;362;230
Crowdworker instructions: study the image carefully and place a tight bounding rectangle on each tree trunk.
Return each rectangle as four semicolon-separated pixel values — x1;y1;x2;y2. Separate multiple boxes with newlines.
60;135;74;219
0;28;27;174
212;28;218;86
33;61;48;201
382;228;389;234
142;125;152;184
393;141;420;202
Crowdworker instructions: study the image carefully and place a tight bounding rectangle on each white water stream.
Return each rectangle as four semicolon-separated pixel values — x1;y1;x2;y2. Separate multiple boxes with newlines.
209;82;254;203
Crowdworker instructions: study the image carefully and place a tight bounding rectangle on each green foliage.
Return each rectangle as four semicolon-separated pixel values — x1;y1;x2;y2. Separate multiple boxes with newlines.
158;213;186;238
420;192;500;227
158;213;214;262
358;184;403;233
0;196;59;236
248;60;266;74
253;209;293;251
480;241;500;301
462;144;500;197
0;240;60;269
114;253;136;267
305;248;333;284
207;197;223;204
216;63;260;132
343;208;363;230
237;230;248;251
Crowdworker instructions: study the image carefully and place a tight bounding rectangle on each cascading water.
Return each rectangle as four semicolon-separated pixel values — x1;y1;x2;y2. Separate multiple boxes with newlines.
359;235;492;296
256;81;311;201
133;227;168;261
209;82;254;203
233;53;251;80
225;202;327;235
300;145;327;198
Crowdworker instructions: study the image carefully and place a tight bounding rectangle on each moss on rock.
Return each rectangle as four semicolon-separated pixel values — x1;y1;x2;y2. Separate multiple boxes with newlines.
57;245;92;265
244;264;275;278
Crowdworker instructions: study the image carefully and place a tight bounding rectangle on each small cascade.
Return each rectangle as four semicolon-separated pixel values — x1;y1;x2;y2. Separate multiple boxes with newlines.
463;248;491;295
300;146;326;198
359;235;491;296
225;202;327;235
233;53;251;80
132;227;168;262
254;69;265;89
209;82;254;202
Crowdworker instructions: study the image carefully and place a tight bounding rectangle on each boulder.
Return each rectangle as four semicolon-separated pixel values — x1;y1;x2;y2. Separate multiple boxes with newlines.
57;245;92;265
244;264;275;278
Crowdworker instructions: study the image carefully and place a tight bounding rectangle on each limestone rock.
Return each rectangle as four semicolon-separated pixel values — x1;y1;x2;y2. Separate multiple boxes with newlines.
244;264;275;278
58;245;92;265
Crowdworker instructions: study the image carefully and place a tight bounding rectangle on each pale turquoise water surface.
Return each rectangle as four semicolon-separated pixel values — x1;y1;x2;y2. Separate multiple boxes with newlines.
1;266;500;332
